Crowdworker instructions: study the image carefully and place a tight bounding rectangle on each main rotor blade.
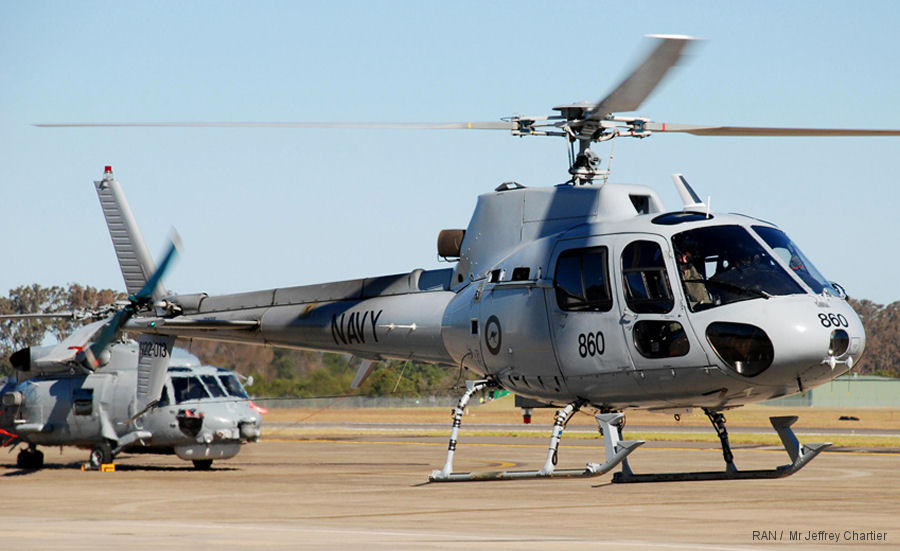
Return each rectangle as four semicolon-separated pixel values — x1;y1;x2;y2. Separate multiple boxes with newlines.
35;319;110;365
0;311;80;320
646;123;900;136
34;121;518;130
588;35;697;119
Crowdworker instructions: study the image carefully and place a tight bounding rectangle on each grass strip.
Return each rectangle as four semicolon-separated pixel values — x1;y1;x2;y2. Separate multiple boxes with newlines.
262;426;899;449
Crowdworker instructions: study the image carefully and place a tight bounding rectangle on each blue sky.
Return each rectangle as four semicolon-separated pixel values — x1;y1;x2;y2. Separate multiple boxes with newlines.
2;1;899;304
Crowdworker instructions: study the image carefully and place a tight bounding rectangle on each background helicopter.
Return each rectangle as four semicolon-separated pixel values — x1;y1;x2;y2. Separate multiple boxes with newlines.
1;336;263;470
0;186;264;470
54;36;898;483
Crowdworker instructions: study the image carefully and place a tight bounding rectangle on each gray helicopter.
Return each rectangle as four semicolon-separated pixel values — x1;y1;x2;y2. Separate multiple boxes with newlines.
1;182;264;470
0;338;263;470
47;35;899;483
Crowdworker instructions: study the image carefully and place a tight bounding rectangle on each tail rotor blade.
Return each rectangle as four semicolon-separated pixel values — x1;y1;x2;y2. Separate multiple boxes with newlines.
83;232;181;367
135;230;181;302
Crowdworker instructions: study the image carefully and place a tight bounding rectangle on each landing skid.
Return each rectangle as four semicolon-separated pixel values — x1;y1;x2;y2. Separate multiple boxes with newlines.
429;381;642;482
428;383;829;483
613;412;831;483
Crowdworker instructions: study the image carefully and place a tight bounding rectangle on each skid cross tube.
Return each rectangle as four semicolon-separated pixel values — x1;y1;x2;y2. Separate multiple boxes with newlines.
429;394;643;482
613;414;831;483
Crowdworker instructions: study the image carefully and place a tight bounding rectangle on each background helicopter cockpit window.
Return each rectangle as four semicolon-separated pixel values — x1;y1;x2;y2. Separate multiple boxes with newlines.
219;373;250;399
554;246;613;312
672;226;804;312
200;375;228;398
751;226;839;297
171;376;212;403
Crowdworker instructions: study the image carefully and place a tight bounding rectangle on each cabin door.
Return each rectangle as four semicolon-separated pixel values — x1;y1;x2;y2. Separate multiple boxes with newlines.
613;234;712;404
546;237;636;399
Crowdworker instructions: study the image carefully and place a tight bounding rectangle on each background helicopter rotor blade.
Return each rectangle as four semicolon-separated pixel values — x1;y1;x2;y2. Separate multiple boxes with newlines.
34;121;518;130
644;122;900;136
587;34;698;120
0;311;85;320
81;231;181;368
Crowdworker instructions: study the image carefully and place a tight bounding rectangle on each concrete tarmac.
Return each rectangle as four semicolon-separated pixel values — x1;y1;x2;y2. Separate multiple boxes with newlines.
3;434;897;550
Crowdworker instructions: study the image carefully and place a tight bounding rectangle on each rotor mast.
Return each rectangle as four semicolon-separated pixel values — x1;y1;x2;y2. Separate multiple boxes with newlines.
506;35;696;185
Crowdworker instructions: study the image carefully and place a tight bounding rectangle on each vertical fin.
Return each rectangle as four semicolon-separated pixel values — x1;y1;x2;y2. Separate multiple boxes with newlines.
136;334;175;411
94;167;167;300
671;173;706;211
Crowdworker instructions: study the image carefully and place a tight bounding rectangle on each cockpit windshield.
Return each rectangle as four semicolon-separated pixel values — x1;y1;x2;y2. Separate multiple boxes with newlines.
672;225;804;311
751;225;838;296
218;374;249;399
200;375;228;398
171;376;211;403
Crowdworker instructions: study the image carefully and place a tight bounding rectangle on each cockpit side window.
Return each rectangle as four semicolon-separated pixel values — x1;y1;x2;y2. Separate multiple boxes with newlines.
554;246;612;312
621;241;674;313
171;376;211;403
200;375;227;398
219;374;249;399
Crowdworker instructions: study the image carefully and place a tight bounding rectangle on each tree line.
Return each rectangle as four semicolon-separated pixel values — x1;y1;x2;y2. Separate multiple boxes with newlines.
1;285;897;399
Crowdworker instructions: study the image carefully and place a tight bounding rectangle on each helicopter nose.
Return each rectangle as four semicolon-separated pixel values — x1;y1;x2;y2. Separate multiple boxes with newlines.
763;299;864;389
805;311;865;387
700;296;865;392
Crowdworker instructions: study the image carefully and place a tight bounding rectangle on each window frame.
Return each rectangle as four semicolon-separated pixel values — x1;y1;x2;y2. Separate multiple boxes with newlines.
621;240;675;314
553;246;613;313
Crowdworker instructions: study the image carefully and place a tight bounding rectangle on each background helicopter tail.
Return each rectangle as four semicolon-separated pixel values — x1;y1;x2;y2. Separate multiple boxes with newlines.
95;166;177;410
94;166;167;301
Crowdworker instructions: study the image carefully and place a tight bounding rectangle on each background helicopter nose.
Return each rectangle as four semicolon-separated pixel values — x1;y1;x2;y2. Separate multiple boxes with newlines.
239;418;261;441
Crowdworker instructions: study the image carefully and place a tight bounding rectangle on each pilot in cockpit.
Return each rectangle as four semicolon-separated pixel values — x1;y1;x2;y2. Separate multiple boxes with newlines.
676;247;710;308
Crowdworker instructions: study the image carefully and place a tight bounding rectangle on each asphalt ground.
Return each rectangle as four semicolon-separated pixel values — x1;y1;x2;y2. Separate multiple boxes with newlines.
3;426;898;550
